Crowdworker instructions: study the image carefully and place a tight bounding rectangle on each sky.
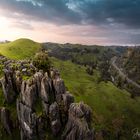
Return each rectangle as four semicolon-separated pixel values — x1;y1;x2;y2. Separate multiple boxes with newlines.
0;0;140;45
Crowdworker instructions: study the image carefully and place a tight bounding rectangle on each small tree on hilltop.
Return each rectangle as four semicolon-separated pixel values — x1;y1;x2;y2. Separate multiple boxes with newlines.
33;51;51;73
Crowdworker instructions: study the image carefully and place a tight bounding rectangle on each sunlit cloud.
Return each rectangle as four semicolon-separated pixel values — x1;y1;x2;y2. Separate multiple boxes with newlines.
0;0;140;45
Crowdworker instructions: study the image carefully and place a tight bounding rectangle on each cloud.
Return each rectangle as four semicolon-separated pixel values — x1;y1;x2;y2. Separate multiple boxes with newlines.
67;0;140;28
0;0;82;25
0;0;140;28
0;0;140;44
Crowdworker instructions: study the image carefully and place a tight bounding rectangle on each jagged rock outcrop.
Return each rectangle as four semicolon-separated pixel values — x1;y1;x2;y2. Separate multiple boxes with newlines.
41;73;55;104
62;92;74;112
17;99;37;140
20;80;37;108
62;102;94;140
0;69;18;103
0;107;13;135
49;102;62;136
34;71;44;95
0;56;94;140
16;70;23;93
52;70;66;103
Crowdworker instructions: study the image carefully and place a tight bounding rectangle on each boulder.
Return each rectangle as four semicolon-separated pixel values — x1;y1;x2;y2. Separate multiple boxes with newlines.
62;102;94;140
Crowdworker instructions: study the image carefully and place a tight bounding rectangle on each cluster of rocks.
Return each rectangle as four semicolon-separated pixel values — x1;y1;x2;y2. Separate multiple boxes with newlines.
0;56;36;77
0;57;94;140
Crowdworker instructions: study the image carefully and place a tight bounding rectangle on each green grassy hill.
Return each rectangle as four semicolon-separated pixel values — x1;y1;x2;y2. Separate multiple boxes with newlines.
0;38;41;60
51;57;140;140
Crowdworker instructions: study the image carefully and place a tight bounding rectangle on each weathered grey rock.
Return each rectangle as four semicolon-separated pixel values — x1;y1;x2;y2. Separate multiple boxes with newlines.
0;107;13;135
49;102;62;136
17;99;37;140
53;76;66;103
37;115;48;140
62;102;94;140
21;79;37;108
62;92;74;112
1;57;94;140
41;75;55;104
33;71;44;95
16;71;22;93
0;69;17;103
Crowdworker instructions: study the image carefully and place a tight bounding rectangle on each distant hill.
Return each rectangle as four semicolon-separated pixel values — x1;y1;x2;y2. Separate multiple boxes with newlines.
43;42;118;67
51;57;140;139
0;38;41;60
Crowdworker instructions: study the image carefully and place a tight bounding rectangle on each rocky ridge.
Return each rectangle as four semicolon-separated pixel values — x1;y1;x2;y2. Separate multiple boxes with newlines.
0;55;94;140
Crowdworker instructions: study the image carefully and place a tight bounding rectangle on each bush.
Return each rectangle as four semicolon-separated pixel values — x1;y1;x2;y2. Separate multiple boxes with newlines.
32;51;51;72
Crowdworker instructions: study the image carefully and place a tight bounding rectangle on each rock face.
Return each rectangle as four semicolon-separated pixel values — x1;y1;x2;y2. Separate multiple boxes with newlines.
17;100;37;140
0;107;13;135
20;80;37;108
49;102;61;135
62;102;94;140
1;69;18;103
0;56;94;140
41;74;55;104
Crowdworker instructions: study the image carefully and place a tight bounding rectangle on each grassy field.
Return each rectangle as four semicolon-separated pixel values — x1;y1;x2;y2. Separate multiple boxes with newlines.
0;38;41;60
51;57;140;140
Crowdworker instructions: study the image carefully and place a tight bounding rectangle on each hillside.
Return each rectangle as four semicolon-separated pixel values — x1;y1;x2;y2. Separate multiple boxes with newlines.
118;47;140;84
43;42;118;67
51;57;140;139
0;39;140;139
0;38;41;60
0;53;94;140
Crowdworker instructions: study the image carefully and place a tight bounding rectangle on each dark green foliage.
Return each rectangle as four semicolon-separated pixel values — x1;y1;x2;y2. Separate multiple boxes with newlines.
98;61;111;82
43;42;117;69
33;51;51;72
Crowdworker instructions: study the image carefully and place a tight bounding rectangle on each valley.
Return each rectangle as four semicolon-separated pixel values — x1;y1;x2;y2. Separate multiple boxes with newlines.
0;39;140;140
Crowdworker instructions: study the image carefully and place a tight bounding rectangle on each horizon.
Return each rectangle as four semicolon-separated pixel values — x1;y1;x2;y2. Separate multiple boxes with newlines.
0;0;140;45
0;38;140;47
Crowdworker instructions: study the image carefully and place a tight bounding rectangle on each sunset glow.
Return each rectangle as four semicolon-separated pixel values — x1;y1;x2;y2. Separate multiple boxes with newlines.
0;0;140;45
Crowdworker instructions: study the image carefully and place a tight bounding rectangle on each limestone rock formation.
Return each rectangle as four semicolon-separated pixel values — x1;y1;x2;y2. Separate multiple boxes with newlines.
49;102;62;136
0;56;94;140
62;92;74;112
0;107;13;135
17;99;37;140
41;74;55;104
21;80;37;108
0;69;17;103
62;102;94;140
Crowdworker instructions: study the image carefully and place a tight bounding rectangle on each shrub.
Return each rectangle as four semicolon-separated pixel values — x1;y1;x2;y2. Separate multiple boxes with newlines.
32;51;51;72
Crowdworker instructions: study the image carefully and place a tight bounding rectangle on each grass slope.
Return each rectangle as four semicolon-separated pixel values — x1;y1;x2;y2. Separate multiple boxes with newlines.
51;57;140;140
0;38;41;60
